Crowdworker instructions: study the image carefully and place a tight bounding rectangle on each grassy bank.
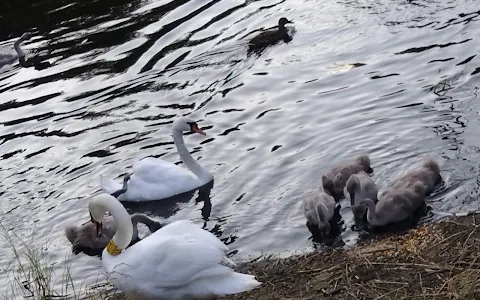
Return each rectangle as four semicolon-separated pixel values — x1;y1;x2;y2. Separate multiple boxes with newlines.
0;223;116;300
3;214;480;299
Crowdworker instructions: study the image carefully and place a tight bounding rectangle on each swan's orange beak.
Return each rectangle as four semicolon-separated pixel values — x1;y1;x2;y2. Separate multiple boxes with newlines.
191;123;206;135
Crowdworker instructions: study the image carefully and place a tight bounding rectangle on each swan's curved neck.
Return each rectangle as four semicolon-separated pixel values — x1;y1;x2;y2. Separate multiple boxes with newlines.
315;203;328;223
173;129;212;181
364;199;381;226
131;214;161;232
14;37;26;57
94;195;133;254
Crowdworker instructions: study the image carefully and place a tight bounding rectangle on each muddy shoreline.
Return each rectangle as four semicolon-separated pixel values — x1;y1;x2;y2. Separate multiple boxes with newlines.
107;213;480;300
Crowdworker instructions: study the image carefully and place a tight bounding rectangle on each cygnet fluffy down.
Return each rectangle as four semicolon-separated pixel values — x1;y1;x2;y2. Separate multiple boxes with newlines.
344;171;379;224
360;158;441;227
302;190;336;239
361;181;426;227
321;154;373;200
388;158;440;195
65;213;163;253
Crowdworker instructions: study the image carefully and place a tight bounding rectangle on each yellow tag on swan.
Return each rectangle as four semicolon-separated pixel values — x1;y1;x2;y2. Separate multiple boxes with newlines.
106;240;122;256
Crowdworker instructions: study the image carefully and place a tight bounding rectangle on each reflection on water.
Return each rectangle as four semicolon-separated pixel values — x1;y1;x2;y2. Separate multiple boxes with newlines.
0;0;480;296
122;180;214;220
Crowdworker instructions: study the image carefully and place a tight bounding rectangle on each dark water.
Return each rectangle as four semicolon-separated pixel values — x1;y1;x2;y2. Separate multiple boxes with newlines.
0;0;479;296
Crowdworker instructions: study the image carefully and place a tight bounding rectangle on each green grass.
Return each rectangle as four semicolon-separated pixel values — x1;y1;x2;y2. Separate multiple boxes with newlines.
0;223;118;300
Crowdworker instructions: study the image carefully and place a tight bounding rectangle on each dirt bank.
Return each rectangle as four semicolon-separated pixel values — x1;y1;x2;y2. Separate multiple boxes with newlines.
108;214;480;300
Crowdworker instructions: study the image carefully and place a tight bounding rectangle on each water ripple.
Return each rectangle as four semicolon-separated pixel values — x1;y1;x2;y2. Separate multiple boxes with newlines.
0;0;480;297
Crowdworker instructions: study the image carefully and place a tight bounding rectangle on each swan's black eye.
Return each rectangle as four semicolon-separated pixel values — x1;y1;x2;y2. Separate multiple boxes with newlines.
187;122;199;132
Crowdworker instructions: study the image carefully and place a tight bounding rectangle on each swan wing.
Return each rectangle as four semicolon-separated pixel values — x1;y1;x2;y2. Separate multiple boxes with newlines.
153;220;229;252
106;235;232;290
132;157;195;183
100;158;190;198
112;157;203;201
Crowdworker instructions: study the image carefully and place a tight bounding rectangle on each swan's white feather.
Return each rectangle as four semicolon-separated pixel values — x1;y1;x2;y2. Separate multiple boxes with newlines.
154;219;229;252
102;220;260;299
101;157;207;201
100;175;122;195
100;117;214;202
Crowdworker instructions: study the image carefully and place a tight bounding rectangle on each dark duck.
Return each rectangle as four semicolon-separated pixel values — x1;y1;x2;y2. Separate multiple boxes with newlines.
248;17;293;50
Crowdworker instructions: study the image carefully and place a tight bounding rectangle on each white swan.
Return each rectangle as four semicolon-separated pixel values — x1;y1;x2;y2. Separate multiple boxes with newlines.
0;32;32;67
88;193;261;299
65;213;164;252
101;117;214;202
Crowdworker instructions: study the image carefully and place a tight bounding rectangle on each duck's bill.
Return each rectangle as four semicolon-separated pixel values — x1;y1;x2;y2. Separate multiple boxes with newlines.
191;123;206;135
287;20;294;24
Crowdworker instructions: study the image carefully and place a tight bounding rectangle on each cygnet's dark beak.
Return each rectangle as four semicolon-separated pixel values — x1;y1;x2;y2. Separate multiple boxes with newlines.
96;222;103;237
286;19;294;24
90;213;103;237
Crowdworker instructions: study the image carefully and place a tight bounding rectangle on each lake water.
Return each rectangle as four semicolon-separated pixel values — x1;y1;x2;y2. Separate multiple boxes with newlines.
0;0;479;297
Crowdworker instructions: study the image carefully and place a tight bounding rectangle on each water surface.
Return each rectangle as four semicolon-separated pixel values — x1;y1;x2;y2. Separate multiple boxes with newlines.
0;0;480;296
